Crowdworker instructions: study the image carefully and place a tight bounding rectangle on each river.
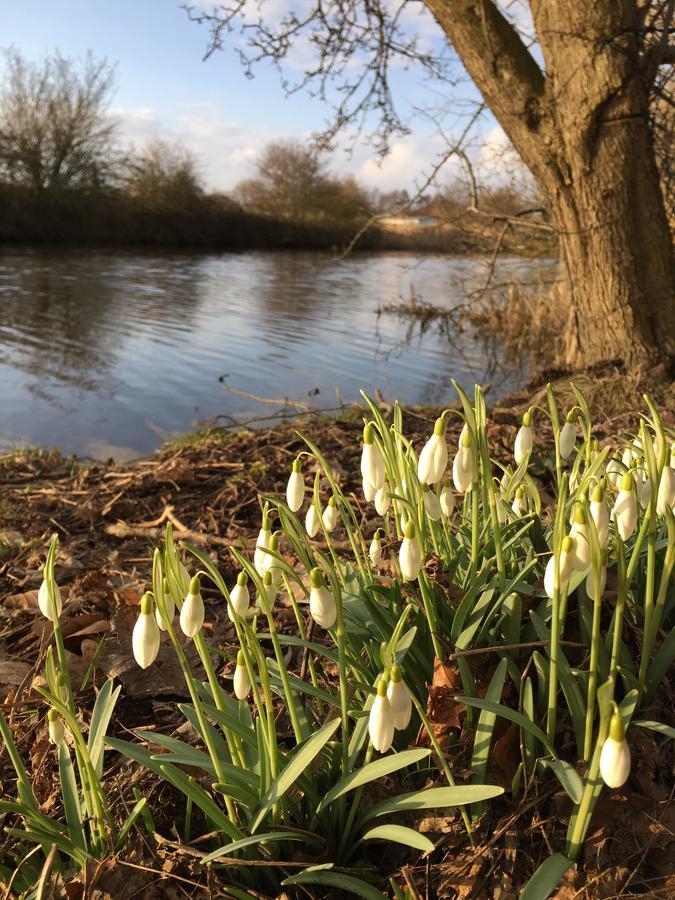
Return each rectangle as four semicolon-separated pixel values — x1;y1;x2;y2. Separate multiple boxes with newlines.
0;248;553;459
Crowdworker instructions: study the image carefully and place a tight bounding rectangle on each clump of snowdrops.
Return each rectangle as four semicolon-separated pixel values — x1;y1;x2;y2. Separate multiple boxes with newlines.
2;382;674;899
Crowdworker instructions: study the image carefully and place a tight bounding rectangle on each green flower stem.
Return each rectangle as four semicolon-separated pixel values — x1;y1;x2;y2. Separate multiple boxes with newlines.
546;583;562;745
637;529;656;691
639;526;674;693
338;743;374;861
418;570;444;660
262;604;304;744
470;484;480;578
583;576;603;762
193;631;245;769
609;540;628;683
567;714;609;859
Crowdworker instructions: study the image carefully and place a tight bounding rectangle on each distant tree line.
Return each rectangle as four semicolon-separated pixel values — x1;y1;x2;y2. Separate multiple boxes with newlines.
0;47;548;253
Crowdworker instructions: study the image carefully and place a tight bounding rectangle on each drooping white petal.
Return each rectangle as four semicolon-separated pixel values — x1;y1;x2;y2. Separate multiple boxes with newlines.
439;484;455;517
286;469;305;512
305;504;321;537
179;590;205;638
452;445;474;494
423;489;442;521
368;693;394;753
399;532;422;582
132;608;161;669
38;580;62;622
387;678;412;730
374;484;391;516
309;584;337;629
369;534;382;566
599;736;631;788
559;420;576;459
514;424;533;465
418;431;448;485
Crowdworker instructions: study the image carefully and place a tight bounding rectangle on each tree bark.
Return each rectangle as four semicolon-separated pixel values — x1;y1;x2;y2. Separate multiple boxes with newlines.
425;0;675;368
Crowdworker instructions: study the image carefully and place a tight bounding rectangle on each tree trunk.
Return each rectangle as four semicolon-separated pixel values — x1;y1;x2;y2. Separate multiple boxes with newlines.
425;0;675;369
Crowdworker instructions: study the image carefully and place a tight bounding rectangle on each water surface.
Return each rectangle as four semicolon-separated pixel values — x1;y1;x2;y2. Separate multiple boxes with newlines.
0;249;552;459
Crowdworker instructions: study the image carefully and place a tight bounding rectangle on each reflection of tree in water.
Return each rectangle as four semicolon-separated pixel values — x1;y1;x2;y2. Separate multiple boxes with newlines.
0;249;206;401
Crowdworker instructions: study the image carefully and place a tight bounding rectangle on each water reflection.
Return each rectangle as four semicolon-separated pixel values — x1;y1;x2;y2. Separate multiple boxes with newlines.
0;248;552;459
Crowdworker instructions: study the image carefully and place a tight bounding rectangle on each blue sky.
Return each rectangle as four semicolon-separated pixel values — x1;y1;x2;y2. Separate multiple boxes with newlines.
2;1;523;192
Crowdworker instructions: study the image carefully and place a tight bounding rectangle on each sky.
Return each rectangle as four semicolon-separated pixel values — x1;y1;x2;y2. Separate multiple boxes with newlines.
1;1;527;194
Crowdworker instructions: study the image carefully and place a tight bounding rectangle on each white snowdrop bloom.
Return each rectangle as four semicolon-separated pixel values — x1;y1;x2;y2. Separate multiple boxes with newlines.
439;483;455;517
38;578;62;622
258;570;277;614
559;412;577;460
263;533;282;585
514;410;533;465
569;505;591;570
374;484;391;516
228;572;250;622
511;486;528;517
634;464;651;509
179;577;205;638
612;472;638;541
305;504;321;538
586;564;607;602
322;497;339;532
387;665;412;731
363;478;378;502
458;423;468;448
590;484;610;547
369;531;383;566
656;457;675;516
308;567;337;629
606;453;623;491
418;416;448;485
423;487;442;521
286;459;305;512
361;423;386;491
496;496;508;524
47;708;65;746
133;593;161;668
233;650;251;700
544;535;575;598
399;521;422;582
621;445;635;470
599;712;631;788
452;428;475;494
369;677;394;753
254;516;272;575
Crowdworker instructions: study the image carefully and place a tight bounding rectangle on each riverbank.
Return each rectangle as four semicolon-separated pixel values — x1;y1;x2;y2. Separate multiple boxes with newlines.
1;375;673;897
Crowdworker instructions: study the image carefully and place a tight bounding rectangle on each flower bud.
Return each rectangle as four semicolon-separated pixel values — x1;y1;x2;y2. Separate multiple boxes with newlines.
511;485;527;517
387;665;412;730
544;535;575;598
439;484;455;517
369;531;383;566
586;564;607;602
309;568;337;629
514;410;533;465
368;676;394;753
656;456;675;516
417;417;448;485
228;571;250;621
322;497;339;532
361;424;385;491
258;570;276;613
38;578;62;622
569;505;591;570
599;713;631;788
399;521;422;581
590;483;609;547
48;708;65;746
612;473;638;541
606;452;622;491
133;592;161;668
559;412;576;460
423;486;442;521
305;504;321;538
452;429;474;494
363;478;378;502
374;484;391;516
179;576;204;638
286;459;305;512
233;650;251;700
254;515;271;575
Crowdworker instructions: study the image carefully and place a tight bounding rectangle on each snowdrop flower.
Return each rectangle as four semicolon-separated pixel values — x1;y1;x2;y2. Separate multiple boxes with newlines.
634;462;651;509
263;532;282;585
418;416;448;485
305;503;321;538
569;504;591;570
286;458;305;512
38;577;62;622
621;445;635;470
233;650;251;700
423;486;442;521
369;675;394;753
590;483;610;547
439;483;455;517
586;564;607;602
228;572;250;622
514;409;533;465
399;521;422;582
369;530;383;566
133;593;161;668
179;576;205;638
656;447;675;516
544;535;575;598
599;711;631;788
47;708;65;746
363;478;378;502
361;423;386;493
612;472;638;541
254;514;272;575
511;485;527;517
387;665;412;730
606;452;623;491
374;483;391;516
308;567;337;629
452;428;475;494
559;411;577;460
496;495;508;524
258;570;276;614
155;579;175;631
322;497;339;532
